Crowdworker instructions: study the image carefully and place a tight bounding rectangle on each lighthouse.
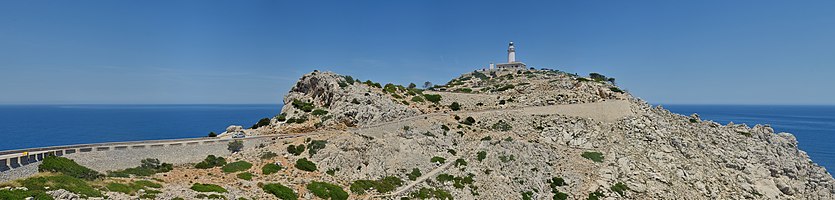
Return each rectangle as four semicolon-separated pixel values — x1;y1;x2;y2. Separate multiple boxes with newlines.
495;41;526;69
507;41;516;63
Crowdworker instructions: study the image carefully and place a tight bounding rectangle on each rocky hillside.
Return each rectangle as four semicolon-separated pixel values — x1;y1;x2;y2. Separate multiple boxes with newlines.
3;67;833;200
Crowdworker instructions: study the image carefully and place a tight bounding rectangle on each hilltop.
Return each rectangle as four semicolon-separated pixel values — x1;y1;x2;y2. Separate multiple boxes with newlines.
2;67;833;200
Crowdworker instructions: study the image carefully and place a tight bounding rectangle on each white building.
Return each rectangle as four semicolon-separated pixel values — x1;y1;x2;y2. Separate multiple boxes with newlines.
495;41;527;69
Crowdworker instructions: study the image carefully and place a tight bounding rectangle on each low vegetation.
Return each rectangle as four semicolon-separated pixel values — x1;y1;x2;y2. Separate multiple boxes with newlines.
237;172;253;180
262;163;283;175
582;151;604;163
262;183;297;200
18;175;103;197
306;181;349;200
291;99;315;112
408;187;453;200
227;140;244;153
349;176;403;194
307;140;328;156
423;94;442;103
195;155;227;169
435;173;475;189
108;158;173;177
251;117;271;129
287;144;306;156
38;156;101;181
491;120;512;131
295;158;317;172
190;183;228;193
430;156;446;164
477;151;487;162
449;102;461;111
407;168;422;181
222;161;253;173
312;109;328;116
611;182;630;196
549;177;569;200
260;151;278;160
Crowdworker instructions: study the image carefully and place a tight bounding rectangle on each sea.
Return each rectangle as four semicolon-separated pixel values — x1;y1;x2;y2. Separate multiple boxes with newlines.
0;104;832;171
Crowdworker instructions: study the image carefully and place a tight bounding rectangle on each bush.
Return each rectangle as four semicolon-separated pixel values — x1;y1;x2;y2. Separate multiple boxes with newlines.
461;116;476;125
108;158;173;177
407;168;422;181
434;173;475;189
222;161;253;173
287;144;305;155
499;155;515;163
208;132;217;137
105;182;134;194
292;99;314;112
423;94;442;103
430;156;446;164
306;181;348;200
410;96;425;103
522;191;534;200
449;102;461;111
477;151;487;162
349;176;403;194
611;182;629;196
237;172;253;180
276;113;287;121
260;151;278;160
609;87;624;93
251;117;271;129
344;76;355;84
39;156;101;181
491;120;512;131
295;158;317;172
195;155;226;169
481;136;492;141
408;187;453;200
262;183;297;200
307;140;328;156
191;183;227;193
0;189;53;200
581;151;604;163
19;175;103;197
311;109;328;116
454;158;467;167
262;163;283;175
227;140;244;153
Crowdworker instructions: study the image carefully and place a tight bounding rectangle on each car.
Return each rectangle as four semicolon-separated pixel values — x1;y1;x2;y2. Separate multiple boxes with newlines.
232;132;246;138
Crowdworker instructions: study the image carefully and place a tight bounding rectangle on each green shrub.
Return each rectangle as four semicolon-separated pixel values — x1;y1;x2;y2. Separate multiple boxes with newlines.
237;172;253;180
611;182;629;196
477;151;487;161
411;96;424;103
19;175;103;197
491;120;512;131
495;84;515;92
434;173;475;189
407;168;422;181
344;76;355;84
349;176;403;194
312;109;328;116
292;99;315;112
480;136;492;141
461;116;475;125
609;87;624;93
208;132;217;137
222;161;253;173
499;155;515;163
587;191;604;200
522;191;534;200
227;140;244;153
190;183;228;193
0;189;53;200
423;94;442;103
326;168;339;176
430;156;446;164
108;158;173;177
306;181;348;200
134;180;162;188
39;156;101;181
195;155;226;169
408;187;453;200
262;183;297;200
260;151;278;160
295;158;317;172
454;158;467;167
262;163;283;175
195;194;225;199
581;151;604;163
106;182;134;194
449;102;461;111
276;113;287;121
251;117;271;129
287;144;305;156
307;140;328;156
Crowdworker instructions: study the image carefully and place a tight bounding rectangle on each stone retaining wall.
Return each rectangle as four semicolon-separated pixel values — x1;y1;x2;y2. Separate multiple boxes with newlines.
0;138;272;183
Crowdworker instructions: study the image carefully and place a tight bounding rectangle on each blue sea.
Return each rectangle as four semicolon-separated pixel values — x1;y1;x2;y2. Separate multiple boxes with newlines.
664;105;835;172
0;104;281;151
0;104;832;172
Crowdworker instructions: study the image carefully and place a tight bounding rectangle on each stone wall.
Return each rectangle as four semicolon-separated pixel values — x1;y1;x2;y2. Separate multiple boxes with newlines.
0;138;272;182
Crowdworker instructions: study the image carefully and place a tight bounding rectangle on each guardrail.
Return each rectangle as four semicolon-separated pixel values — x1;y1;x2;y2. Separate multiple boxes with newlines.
0;134;286;172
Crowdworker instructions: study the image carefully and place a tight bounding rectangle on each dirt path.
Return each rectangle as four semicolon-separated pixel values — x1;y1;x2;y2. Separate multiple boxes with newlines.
368;156;458;199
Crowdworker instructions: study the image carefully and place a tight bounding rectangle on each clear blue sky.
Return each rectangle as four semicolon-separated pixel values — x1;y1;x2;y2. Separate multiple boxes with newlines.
2;0;834;105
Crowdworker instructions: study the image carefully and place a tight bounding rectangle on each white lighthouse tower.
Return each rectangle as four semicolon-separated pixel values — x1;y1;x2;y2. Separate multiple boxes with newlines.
507;41;516;63
496;41;526;69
